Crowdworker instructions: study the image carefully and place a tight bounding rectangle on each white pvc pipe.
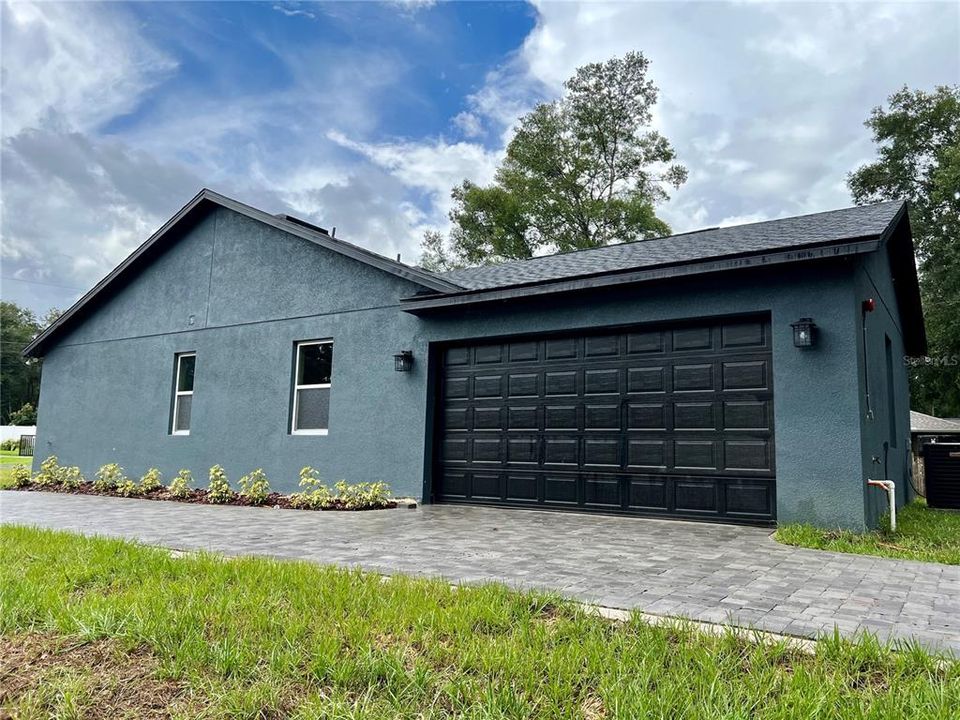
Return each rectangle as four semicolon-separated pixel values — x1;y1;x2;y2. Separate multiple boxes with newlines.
867;479;896;532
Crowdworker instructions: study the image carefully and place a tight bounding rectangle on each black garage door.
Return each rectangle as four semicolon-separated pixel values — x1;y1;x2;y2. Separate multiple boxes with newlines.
433;316;776;524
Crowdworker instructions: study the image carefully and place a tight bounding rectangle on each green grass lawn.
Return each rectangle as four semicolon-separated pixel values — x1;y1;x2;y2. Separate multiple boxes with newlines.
776;500;960;565
0;450;31;485
1;527;957;718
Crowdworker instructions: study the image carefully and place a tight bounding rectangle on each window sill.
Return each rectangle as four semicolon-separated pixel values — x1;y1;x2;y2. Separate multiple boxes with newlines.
291;429;329;436
171;431;190;436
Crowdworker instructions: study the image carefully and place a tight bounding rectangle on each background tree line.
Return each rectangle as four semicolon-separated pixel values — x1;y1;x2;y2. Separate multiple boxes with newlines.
1;302;60;425
420;53;958;417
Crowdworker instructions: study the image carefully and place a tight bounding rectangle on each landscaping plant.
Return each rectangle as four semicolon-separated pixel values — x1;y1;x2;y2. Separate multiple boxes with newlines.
238;468;271;505
139;468;163;493
116;478;141;497
206;465;233;504
93;463;125;492
290;466;331;509
9;464;31;488
333;480;391;510
168;469;191;498
34;455;60;487
58;466;83;490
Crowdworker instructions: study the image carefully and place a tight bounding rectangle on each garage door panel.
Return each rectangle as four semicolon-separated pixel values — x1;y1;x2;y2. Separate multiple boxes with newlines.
508;373;539;397
584;475;621;507
627;439;668;468
627;367;666;393
672;326;713;351
545;475;579;504
472;406;503;430
627;330;665;354
585;368;620;394
506;473;538;502
629;477;669;510
674;440;718;470
471;472;502;500
544;437;578;465
545;337;578;359
725;480;774;516
674;364;714;391
545;371;579;396
722;319;767;348
675;479;720;513
723;360;769;390
724;440;772;472
585;404;620;430
435;316;775;524
627;402;668;430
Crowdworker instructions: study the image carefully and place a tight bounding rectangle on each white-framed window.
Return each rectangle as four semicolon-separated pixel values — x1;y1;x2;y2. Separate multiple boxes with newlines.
291;340;333;435
171;352;196;435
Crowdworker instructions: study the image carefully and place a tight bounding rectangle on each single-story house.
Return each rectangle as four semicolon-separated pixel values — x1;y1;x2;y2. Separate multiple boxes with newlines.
25;189;925;529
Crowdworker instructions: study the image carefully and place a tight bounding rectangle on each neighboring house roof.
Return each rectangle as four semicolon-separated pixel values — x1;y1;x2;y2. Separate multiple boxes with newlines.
436;200;905;291
910;411;960;435
24;189;462;358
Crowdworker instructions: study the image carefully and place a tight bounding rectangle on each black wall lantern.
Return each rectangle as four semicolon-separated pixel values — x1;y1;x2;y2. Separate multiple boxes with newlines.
791;318;817;348
394;350;414;372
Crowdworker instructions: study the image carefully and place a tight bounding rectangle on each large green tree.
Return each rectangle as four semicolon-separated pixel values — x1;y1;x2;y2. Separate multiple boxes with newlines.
421;52;687;271
848;85;960;417
0;301;42;424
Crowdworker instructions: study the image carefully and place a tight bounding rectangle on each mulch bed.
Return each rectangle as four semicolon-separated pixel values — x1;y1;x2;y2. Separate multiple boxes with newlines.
8;482;399;511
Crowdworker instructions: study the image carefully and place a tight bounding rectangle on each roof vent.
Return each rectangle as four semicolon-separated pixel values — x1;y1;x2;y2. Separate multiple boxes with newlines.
275;213;330;236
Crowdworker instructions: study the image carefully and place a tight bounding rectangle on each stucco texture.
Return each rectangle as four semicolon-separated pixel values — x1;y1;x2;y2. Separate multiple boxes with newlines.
34;206;905;529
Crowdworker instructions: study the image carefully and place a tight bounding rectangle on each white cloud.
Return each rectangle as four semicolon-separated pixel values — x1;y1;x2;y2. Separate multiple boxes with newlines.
0;1;176;138
272;4;316;20
452;111;484;138
326;130;500;220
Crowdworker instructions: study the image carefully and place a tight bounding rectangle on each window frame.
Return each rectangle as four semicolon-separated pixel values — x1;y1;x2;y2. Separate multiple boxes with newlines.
171;352;196;436
291;339;333;436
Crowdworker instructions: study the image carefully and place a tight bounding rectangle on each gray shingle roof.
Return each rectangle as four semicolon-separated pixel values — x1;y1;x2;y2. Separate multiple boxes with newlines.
438;200;904;291
910;411;960;435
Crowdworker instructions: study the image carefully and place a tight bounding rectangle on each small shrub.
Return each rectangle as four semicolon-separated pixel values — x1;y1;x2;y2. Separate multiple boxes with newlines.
34;456;60;487
93;463;126;492
290;466;331;509
59;466;84;489
0;438;20;452
168;470;192;498
333;480;391;510
140;468;163;493
10;464;32;488
116;478;141;497
206;464;233;504
238;468;271;505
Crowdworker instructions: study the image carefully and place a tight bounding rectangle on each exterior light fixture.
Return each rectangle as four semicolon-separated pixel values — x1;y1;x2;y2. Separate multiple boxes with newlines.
791;318;817;348
394;351;414;372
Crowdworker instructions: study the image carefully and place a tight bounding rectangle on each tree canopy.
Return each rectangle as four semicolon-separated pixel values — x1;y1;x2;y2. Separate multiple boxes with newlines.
420;52;686;271
848;85;960;417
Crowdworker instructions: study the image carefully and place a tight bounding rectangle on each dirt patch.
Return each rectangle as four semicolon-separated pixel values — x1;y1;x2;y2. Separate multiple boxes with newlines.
0;633;200;719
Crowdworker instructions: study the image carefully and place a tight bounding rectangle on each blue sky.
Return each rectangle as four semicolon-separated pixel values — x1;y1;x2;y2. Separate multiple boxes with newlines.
1;0;958;315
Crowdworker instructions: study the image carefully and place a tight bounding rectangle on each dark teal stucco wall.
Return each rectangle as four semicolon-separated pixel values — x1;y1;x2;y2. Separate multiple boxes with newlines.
853;241;913;527
35;206;887;529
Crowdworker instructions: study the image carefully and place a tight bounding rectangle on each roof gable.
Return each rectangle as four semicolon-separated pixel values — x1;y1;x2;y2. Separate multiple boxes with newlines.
25;189;462;357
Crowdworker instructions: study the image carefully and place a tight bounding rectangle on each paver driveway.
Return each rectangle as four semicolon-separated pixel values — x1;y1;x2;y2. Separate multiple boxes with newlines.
3;491;959;655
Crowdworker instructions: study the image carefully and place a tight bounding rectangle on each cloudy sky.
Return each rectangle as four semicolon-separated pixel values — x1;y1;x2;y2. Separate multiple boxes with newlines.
1;0;957;315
